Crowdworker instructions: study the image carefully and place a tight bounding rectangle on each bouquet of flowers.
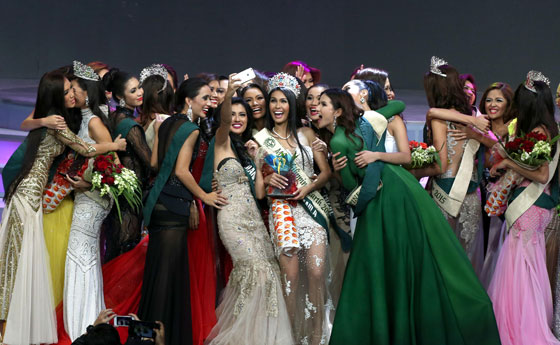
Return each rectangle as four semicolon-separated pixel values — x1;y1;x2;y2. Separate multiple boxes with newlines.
485;132;558;216
263;151;298;198
42;153;88;213
408;140;441;169
89;152;142;223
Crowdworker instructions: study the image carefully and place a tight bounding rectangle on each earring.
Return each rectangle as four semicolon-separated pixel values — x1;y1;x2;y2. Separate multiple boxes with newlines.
333;116;337;129
186;105;193;122
360;97;365;104
119;98;126;107
85;96;89;107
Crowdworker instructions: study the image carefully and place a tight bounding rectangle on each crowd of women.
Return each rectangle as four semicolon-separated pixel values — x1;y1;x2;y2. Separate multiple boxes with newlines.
0;56;559;345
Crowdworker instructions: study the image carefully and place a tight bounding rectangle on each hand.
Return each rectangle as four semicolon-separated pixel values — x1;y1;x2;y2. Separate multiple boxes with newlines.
473;115;490;133
113;134;127;151
183;73;189;81
43;115;67;130
264;173;289;189
289;185;311;201
332;152;347;172
203;191;228;209
245;140;259;159
354;150;378;168
128;313;140;321
312;138;328;155
489;159;510;178
295;64;305;80
227;73;243;97
93;309;115;325
189;203;199;230
65;175;91;190
211;178;219;192
449;124;476;141
154;321;165;345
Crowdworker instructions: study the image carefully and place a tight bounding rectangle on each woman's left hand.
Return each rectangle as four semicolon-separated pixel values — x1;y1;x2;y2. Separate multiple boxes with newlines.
354;150;379;168
489;158;510;178
449;124;476;141
289;185;311;201
245;140;259;159
65;175;91;191
189;203;199;230
312;138;328;155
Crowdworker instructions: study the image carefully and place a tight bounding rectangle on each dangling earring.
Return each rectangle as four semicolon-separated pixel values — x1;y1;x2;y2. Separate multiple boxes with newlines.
186;105;193;122
85;96;89;107
360;97;365;104
333;116;337;129
119;98;126;107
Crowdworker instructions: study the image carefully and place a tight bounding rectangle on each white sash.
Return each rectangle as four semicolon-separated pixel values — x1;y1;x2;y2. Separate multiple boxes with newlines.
505;142;560;228
432;138;480;217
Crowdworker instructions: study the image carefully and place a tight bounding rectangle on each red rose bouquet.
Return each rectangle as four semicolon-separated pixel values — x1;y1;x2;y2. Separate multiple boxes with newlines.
408;140;442;169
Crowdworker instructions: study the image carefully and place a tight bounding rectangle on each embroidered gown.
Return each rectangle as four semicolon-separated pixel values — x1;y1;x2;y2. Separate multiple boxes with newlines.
0;127;95;345
206;158;292;345
329;116;500;345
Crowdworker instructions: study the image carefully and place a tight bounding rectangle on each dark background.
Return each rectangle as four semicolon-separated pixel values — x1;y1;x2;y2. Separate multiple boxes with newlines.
1;0;560;91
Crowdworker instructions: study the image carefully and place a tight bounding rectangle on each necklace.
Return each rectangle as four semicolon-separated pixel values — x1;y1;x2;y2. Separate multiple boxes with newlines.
272;127;291;140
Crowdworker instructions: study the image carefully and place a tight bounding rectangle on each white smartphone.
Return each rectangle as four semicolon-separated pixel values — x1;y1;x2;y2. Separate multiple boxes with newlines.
114;315;133;327
235;68;256;84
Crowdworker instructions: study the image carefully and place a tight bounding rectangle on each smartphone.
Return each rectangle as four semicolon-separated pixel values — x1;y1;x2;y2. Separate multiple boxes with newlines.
128;320;160;339
235;68;256;84
114;315;133;327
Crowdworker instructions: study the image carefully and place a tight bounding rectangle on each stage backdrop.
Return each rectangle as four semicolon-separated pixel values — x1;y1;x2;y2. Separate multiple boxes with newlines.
1;0;559;91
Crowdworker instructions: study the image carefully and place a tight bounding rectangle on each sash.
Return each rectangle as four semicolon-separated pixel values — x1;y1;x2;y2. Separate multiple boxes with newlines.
432;138;480;217
113;118;141;139
200;137;259;208
143;121;198;226
254;129;352;250
505;142;560;228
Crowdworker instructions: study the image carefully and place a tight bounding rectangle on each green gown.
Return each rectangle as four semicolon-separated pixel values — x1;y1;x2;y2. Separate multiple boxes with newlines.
329;117;500;345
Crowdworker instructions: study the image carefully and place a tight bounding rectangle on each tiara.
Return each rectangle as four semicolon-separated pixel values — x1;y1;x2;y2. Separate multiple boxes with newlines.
267;72;301;97
524;70;550;93
430;56;448;77
139;64;168;93
73;60;100;81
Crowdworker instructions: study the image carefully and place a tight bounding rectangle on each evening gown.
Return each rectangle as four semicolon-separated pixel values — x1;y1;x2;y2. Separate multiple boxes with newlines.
206;158;293;345
0;127;94;345
329;117;501;345
63;108;113;340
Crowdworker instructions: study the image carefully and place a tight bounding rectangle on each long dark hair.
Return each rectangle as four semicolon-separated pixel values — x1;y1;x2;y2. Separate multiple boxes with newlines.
5;71;72;202
73;77;111;128
350;79;388;110
321;88;363;149
265;87;310;167
174;77;209;113
102;68;133;104
353;67;389;87
424;64;471;115
213;97;254;167
479;82;515;123
514;81;558;141
139;75;174;127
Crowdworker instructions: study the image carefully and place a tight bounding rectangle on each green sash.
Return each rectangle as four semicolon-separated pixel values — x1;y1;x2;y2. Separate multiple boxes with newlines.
143;121;198;226
254;129;353;250
113;118;141;139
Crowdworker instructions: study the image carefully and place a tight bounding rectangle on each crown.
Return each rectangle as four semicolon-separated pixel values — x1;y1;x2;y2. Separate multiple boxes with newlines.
139;64;168;93
430;56;448;77
267;72;301;97
73;60;100;81
524;70;550;93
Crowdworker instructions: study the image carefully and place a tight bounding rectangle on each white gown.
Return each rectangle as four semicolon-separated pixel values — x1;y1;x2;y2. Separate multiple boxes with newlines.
63;108;112;340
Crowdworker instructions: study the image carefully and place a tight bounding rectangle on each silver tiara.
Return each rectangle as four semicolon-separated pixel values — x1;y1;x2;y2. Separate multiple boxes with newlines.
430;56;448;77
267;72;301;98
73;60;100;81
139;64;168;93
524;70;550;93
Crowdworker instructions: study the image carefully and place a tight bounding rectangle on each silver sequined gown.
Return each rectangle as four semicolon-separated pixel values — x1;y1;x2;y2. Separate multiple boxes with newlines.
206;158;293;345
0;127;94;344
64;108;112;340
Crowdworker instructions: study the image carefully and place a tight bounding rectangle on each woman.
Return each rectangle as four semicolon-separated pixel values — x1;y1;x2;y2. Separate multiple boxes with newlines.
0;71;125;344
319;88;500;345
240;83;268;135
305;84;328;129
351;67;395;100
282;60;320;89
204;75;292;344
488;71;560;345
254;72;333;345
138;64;173;150
63;60;119;340
140;77;228;345
102;68;150;261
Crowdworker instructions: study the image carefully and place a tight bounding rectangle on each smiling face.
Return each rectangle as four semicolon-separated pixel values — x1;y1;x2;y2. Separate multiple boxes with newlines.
484;89;507;120
317;94;340;129
187;85;212;119
122;77;144;108
216;79;228;105
243;87;266;120
269;90;290;125
208;80;220;108
230;103;248;135
384;78;395;100
71;79;87;108
306;86;326;122
63;78;76;108
463;80;476;106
